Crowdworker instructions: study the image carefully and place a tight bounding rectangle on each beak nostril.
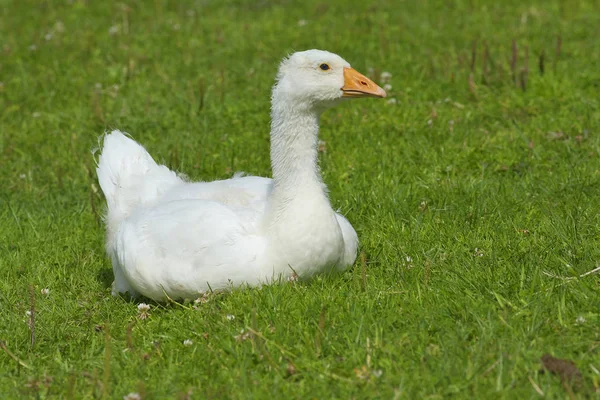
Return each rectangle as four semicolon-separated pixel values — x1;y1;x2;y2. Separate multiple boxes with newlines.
342;68;385;98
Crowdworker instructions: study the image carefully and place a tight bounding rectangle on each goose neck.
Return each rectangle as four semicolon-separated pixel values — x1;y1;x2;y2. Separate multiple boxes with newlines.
269;101;323;192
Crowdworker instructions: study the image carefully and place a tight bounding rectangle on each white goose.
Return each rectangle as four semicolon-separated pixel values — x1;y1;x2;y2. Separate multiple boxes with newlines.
97;50;386;301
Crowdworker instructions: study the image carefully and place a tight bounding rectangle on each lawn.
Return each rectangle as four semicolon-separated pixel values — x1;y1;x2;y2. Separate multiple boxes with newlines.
2;0;600;398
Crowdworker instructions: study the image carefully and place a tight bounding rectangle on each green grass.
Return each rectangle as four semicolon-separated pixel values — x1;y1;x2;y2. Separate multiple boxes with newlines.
2;0;600;398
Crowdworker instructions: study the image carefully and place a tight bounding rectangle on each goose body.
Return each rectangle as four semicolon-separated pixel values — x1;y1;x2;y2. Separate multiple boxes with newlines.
97;50;385;301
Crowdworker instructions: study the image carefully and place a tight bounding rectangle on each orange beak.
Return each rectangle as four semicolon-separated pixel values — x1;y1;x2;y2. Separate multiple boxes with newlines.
341;67;387;98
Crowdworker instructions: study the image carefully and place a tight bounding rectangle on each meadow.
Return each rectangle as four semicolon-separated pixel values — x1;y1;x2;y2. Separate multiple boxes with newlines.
1;0;600;398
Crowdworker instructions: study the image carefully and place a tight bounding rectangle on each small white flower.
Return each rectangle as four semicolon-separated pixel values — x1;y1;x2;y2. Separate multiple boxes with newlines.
449;120;454;126
194;293;210;305
287;272;299;282
41;288;49;295
380;71;392;82
405;256;413;263
474;248;484;257
383;84;392;91
44;33;53;41
444;97;451;102
137;303;150;319
427;119;433;126
386;98;397;105
29;44;37;51
226;314;235;321
108;25;120;36
297;19;307;27
19;174;26;179
235;329;252;341
172;23;180;30
183;339;193;346
372;369;383;378
25;310;32;317
32;112;41;118
53;21;65;33
108;84;120;98
576;316;586;325
123;393;141;400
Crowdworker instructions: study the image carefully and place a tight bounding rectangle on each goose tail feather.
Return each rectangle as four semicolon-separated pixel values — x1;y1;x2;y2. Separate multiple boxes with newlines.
96;130;182;229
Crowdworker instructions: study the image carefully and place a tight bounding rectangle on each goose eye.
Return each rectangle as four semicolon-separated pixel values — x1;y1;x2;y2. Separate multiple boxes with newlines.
319;63;330;71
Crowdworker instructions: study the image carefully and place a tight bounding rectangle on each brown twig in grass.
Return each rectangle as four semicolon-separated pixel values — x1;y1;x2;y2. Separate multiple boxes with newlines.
470;40;477;73
481;357;502;377
528;376;545;396
219;68;225;104
482;41;489;84
160;287;193;310
468;73;478;98
554;35;562;73
520;45;529;92
126;320;136;351
511;39;518;86
538;50;545;75
0;340;33;369
198;78;205;113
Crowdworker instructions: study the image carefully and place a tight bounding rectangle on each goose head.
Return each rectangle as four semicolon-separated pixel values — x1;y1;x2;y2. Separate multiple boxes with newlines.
272;49;386;112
